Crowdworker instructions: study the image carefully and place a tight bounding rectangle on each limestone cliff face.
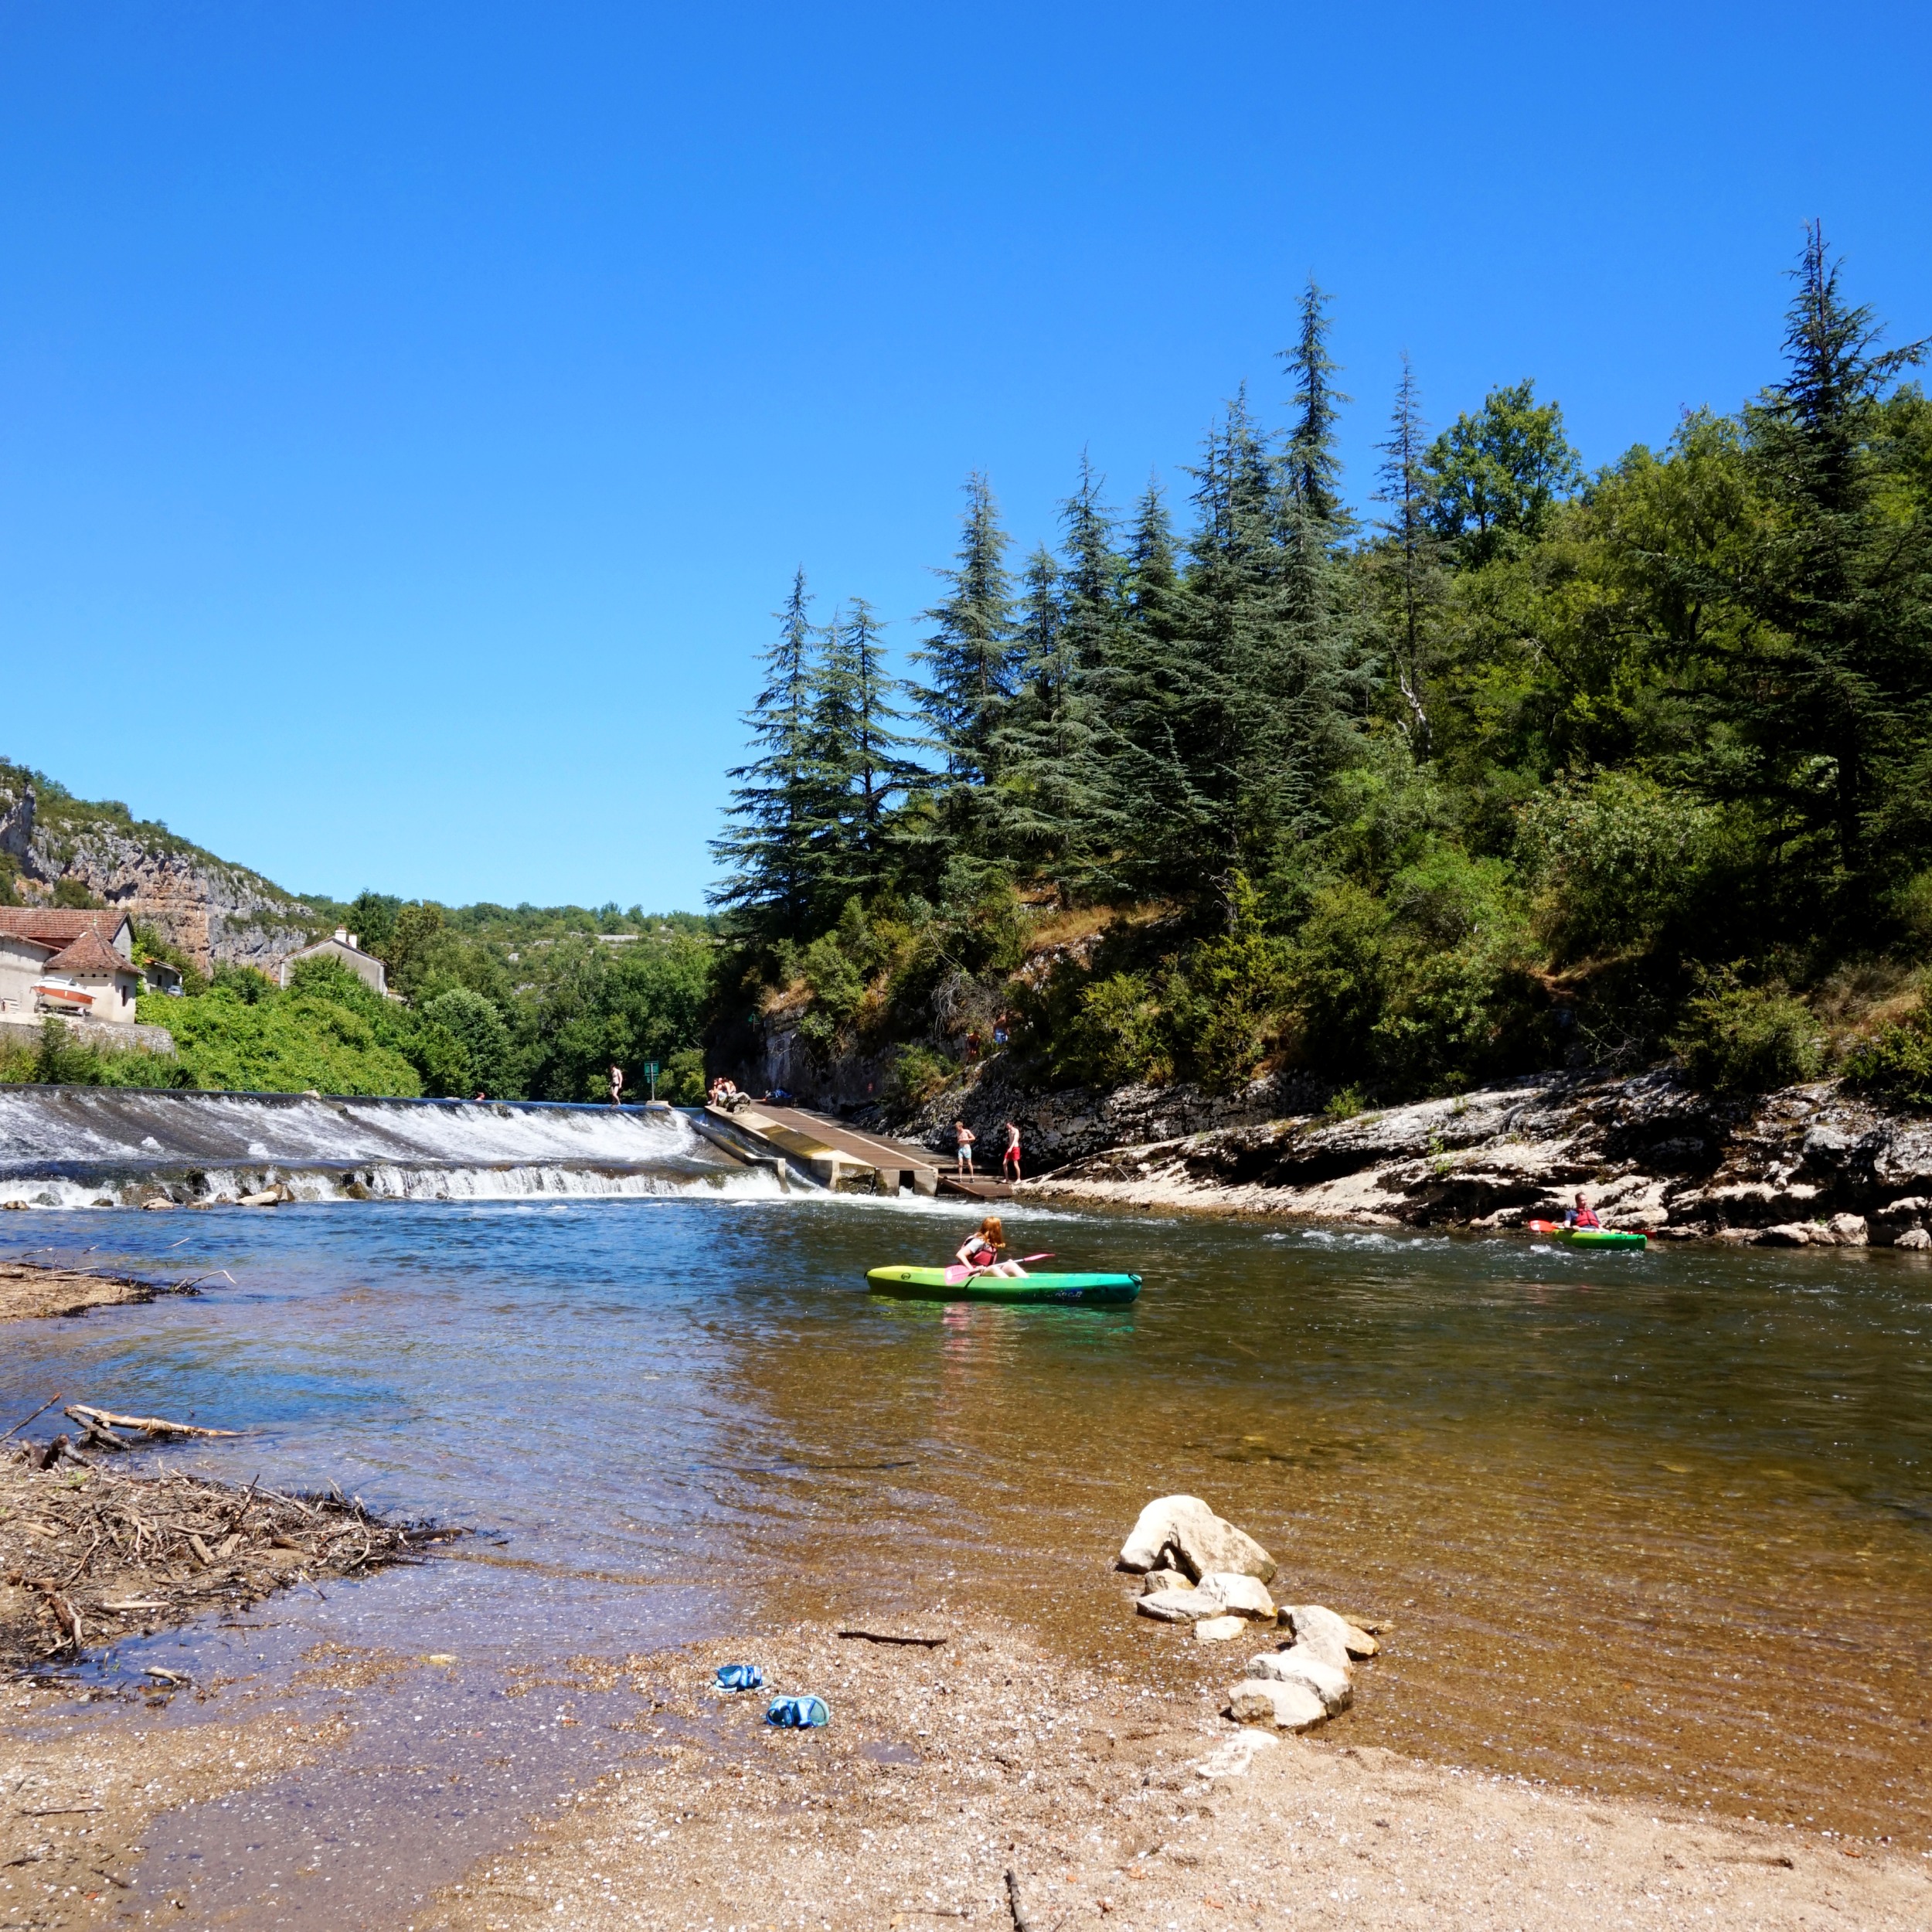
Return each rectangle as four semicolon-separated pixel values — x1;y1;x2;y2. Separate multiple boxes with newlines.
0;771;316;975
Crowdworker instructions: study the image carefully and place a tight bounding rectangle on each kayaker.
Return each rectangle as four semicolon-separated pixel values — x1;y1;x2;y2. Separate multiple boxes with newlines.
954;1215;1025;1278
954;1120;976;1175
1002;1119;1022;1182
1564;1192;1602;1230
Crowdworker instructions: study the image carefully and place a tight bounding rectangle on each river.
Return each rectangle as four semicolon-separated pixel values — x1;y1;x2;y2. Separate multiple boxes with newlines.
2;1110;1927;1920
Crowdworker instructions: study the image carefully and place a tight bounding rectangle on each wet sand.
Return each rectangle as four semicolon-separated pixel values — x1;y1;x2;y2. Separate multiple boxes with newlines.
0;1261;163;1325
422;1619;1932;1932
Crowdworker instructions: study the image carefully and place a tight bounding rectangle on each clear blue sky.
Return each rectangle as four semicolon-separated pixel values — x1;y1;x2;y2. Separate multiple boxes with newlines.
2;2;1927;913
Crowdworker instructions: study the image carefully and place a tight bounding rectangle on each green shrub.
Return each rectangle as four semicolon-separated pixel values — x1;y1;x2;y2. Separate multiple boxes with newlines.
890;1043;956;1104
1284;881;1389;1073
0;1018;192;1090
1517;771;1724;961
1891;871;1932;952
1842;1003;1932;1109
1060;971;1168;1087
662;1046;707;1104
1670;967;1825;1094
420;986;516;1097
801;933;865;1026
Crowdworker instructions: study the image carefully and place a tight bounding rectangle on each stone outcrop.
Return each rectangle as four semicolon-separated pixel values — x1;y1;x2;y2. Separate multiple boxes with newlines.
1022;1067;1932;1245
1116;1494;1278;1583
0;774;315;975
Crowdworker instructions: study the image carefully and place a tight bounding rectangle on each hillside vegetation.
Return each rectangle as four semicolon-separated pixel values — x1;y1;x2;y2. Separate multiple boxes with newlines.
709;230;1932;1117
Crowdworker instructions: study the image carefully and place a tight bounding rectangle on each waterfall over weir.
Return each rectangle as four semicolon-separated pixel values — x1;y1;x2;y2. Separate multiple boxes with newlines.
0;1087;782;1208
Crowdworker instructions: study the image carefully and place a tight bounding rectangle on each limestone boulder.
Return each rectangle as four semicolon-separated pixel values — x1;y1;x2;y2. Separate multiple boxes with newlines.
1139;1568;1190;1595
1135;1588;1223;1624
1116;1495;1277;1583
1898;1227;1932;1251
1198;1572;1277;1620
1226;1679;1326;1730
1285;1604;1375;1671
1193;1615;1250;1642
1246;1645;1352;1713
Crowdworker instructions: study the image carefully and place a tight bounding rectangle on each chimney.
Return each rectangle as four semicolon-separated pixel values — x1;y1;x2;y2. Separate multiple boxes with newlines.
335;927;349;944
348;934;359;950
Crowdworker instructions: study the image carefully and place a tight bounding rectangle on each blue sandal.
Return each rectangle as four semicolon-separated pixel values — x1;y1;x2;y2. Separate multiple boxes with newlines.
715;1664;764;1691
765;1695;828;1728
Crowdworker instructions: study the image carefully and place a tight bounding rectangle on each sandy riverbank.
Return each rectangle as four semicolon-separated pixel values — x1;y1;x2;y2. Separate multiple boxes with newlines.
0;1261;172;1325
420;1620;1929;1932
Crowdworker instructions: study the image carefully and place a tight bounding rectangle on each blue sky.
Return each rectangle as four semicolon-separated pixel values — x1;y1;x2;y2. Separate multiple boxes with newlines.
2;2;1927;913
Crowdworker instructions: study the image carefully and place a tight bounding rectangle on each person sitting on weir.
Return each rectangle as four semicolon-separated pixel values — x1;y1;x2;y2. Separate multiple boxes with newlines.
956;1215;1025;1278
1563;1192;1602;1230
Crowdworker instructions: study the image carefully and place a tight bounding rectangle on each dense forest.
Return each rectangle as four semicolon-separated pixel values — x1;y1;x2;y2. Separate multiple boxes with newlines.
710;230;1932;1114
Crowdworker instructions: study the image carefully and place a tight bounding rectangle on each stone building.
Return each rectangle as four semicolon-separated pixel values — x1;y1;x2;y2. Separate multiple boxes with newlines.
279;927;389;996
0;908;141;1024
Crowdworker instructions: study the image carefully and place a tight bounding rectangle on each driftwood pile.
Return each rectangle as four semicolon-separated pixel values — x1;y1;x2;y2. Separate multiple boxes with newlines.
1;1418;451;1675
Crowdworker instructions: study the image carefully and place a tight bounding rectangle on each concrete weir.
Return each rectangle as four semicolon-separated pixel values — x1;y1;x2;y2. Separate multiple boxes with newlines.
689;1102;943;1196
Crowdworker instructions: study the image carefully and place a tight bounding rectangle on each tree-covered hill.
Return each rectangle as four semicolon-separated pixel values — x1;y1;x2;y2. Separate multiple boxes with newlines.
709;230;1932;1117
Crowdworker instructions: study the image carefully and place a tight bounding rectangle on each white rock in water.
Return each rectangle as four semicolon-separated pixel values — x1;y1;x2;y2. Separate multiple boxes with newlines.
1136;1588;1224;1623
1117;1495;1277;1583
1198;1571;1277;1620
1898;1228;1932;1250
1246;1645;1352;1713
1828;1213;1869;1246
1226;1678;1326;1730
1287;1604;1370;1671
1140;1568;1191;1595
1194;1615;1250;1642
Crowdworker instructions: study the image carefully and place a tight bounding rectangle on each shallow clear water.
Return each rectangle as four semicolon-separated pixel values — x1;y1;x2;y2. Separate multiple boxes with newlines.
5;1192;1930;1915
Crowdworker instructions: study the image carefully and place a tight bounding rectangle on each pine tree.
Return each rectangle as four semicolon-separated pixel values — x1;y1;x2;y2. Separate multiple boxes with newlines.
910;473;1019;784
709;570;821;940
1281;276;1350;526
1730;223;1931;886
803;597;917;906
1372;355;1442;756
985;461;1121;876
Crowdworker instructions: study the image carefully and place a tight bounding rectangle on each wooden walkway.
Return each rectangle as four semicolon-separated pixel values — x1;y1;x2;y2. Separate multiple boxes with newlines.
696;1103;1021;1201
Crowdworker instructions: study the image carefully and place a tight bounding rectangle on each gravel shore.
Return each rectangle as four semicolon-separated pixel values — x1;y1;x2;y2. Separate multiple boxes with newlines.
423;1620;1931;1932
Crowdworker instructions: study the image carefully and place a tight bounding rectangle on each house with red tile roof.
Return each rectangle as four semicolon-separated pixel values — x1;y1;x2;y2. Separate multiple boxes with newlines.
0;906;141;1023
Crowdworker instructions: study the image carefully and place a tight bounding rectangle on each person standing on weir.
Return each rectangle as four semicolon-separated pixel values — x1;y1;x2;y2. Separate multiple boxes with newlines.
954;1119;976;1175
1002;1119;1022;1182
609;1063;624;1107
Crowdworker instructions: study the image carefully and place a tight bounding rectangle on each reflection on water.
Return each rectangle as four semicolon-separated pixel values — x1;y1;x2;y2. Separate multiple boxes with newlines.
3;1195;1930;1896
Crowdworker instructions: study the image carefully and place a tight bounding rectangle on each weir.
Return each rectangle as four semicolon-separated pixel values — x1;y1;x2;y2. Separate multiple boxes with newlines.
0;1086;787;1208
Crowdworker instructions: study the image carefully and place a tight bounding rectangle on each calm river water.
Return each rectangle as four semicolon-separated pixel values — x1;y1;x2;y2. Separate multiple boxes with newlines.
4;1187;1930;1916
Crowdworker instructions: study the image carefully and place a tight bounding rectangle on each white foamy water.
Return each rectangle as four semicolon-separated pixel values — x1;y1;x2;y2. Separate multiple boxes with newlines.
0;1087;786;1207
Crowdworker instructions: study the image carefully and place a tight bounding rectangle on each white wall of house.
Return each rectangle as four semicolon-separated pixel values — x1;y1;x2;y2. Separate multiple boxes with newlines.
37;968;141;1022
0;937;53;1017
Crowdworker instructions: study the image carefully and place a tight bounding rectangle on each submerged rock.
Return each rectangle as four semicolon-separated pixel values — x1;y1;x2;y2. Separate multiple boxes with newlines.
1139;1567;1190;1595
1284;1604;1372;1671
1136;1587;1223;1624
1246;1645;1352;1713
1198;1571;1277;1619
1193;1615;1250;1642
1116;1495;1277;1583
1226;1678;1326;1730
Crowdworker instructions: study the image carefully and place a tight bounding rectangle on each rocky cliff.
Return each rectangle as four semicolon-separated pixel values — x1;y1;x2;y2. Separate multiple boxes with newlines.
1014;1066;1932;1247
0;767;316;975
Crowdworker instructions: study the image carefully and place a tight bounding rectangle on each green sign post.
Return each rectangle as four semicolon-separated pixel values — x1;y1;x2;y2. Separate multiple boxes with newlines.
641;1060;661;1101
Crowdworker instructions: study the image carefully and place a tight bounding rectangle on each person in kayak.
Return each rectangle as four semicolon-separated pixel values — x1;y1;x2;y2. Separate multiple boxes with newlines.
955;1215;1025;1277
1564;1192;1602;1230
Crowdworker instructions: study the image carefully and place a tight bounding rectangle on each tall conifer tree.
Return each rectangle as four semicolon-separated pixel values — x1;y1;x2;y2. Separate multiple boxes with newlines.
1372;354;1442;756
1728;224;1931;886
709;570;820;940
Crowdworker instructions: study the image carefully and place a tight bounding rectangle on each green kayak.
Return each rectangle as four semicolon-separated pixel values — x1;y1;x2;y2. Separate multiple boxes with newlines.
866;1265;1141;1305
1528;1219;1647;1249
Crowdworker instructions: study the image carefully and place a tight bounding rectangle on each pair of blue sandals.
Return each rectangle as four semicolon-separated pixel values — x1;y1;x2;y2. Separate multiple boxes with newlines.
716;1662;826;1728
